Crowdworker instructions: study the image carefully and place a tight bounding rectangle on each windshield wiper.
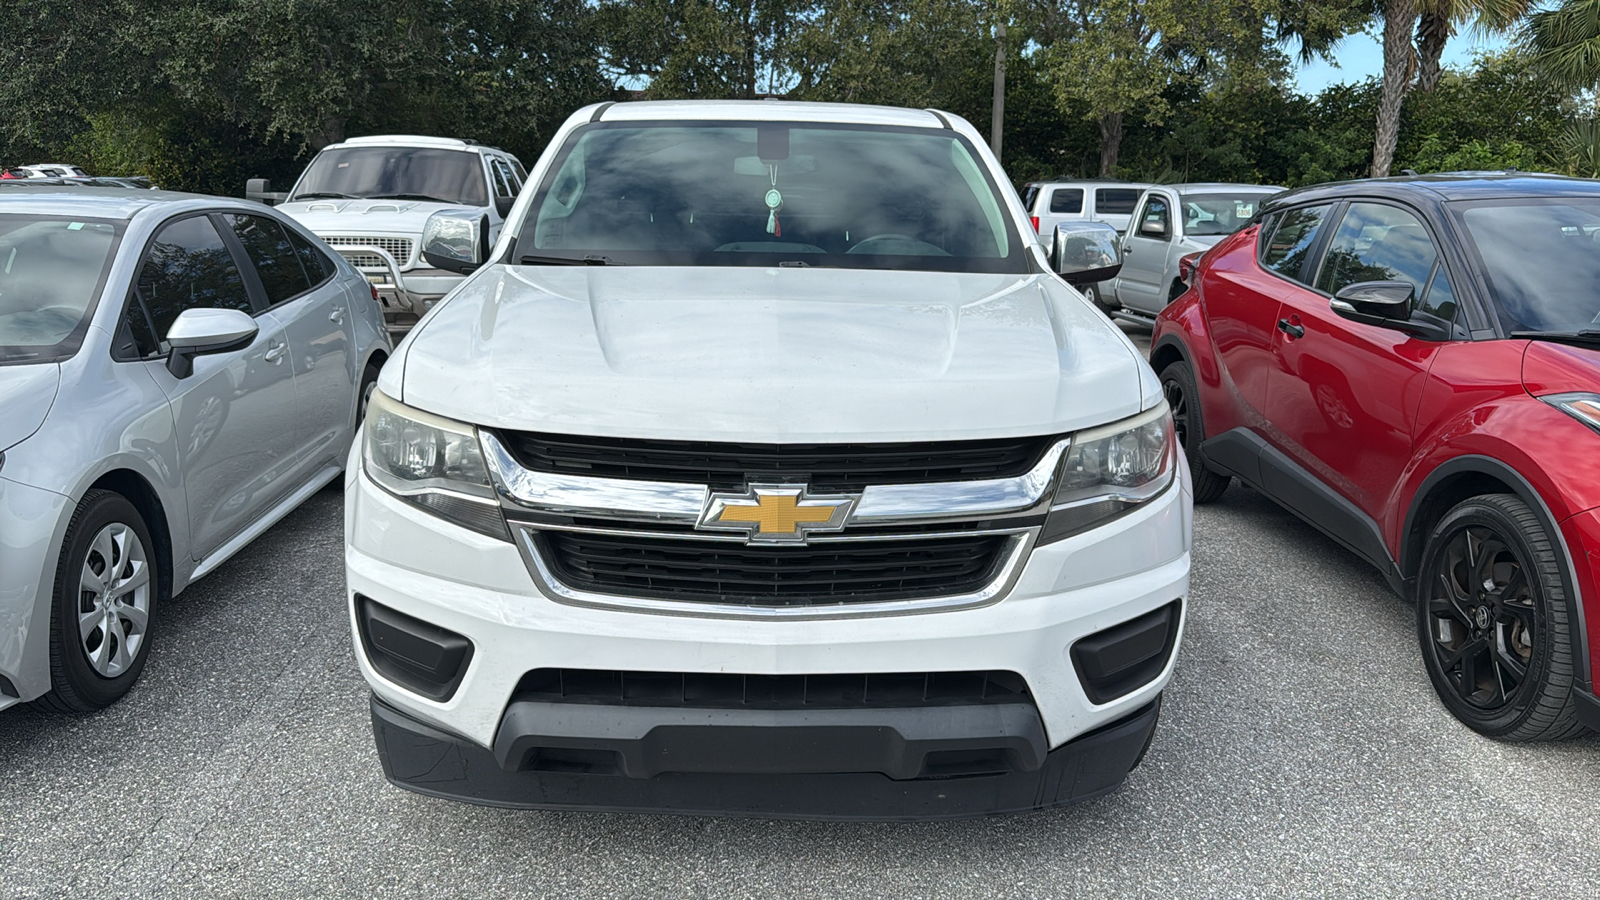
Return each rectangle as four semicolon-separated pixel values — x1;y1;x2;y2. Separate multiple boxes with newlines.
369;193;455;203
1510;328;1600;344
517;254;623;266
1511;329;1600;347
290;191;354;200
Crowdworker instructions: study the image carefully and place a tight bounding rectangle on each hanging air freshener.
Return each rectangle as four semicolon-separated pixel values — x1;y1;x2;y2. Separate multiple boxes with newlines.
765;164;783;236
765;189;783;235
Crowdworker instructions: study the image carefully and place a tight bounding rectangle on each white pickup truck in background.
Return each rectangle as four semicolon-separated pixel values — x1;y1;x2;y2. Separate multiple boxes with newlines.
248;135;526;335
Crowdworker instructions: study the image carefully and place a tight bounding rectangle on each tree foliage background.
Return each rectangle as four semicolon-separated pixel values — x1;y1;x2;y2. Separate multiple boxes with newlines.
0;0;1588;194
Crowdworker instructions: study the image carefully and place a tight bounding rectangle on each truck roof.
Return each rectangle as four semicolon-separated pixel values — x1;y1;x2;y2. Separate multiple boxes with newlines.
333;135;485;151
595;100;951;130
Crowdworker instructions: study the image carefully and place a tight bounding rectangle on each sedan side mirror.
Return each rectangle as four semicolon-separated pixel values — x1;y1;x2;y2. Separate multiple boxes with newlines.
421;210;487;274
166;307;259;378
1051;222;1123;287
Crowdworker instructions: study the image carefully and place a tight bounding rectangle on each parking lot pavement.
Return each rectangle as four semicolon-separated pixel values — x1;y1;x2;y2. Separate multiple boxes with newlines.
4;323;1599;899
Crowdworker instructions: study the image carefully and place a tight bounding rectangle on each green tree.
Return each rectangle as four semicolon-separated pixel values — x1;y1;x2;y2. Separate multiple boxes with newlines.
599;0;812;98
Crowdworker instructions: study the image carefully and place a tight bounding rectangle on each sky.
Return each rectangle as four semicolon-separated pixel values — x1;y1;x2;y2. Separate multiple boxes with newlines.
1293;30;1511;94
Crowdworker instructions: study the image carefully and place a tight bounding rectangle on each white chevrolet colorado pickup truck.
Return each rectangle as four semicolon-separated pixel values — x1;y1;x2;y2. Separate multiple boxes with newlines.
346;100;1193;818
250;135;526;335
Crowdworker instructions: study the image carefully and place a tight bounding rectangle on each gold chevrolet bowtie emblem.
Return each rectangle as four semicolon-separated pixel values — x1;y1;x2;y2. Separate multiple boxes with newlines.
698;484;857;543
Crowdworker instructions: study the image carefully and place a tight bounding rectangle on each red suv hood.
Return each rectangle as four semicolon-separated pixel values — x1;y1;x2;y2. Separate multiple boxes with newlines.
1521;339;1600;396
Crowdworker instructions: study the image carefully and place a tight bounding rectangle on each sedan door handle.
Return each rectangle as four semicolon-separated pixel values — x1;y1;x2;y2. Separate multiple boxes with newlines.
1277;318;1305;339
264;341;286;363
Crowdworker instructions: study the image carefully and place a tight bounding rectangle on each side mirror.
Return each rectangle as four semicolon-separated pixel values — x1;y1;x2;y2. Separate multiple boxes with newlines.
1051;222;1123;287
245;178;287;206
165;308;259;378
1331;280;1412;318
421;210;486;274
1138;219;1167;238
1329;280;1451;340
494;195;515;218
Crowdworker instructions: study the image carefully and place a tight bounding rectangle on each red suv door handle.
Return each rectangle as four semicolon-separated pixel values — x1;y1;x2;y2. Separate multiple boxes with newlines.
1277;318;1305;339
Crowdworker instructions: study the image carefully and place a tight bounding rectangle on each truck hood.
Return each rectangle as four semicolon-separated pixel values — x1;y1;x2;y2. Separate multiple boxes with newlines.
391;266;1150;443
0;363;60;452
1181;234;1227;250
276;199;461;237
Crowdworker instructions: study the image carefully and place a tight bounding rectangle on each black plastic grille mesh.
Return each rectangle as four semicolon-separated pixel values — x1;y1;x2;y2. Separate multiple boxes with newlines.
496;431;1055;492
513;668;1031;708
536;531;1009;606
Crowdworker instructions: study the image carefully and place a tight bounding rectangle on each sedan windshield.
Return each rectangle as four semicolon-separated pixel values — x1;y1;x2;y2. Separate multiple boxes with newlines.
1456;199;1600;332
0;215;122;364
516;122;1026;272
290;147;488;206
1179;193;1272;236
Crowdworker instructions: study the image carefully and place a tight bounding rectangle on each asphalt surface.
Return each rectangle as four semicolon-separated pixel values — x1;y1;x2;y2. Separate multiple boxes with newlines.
3;324;1598;899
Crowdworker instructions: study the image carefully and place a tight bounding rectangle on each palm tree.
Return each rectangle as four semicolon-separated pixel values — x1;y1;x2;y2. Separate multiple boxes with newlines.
1371;0;1533;177
1525;0;1600;95
1416;0;1531;92
1372;0;1420;178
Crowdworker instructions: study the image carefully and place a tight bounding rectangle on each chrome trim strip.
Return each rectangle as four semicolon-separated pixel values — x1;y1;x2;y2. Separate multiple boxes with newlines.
481;432;707;523
482;431;1068;526
511;526;1036;621
512;520;1031;543
851;439;1070;523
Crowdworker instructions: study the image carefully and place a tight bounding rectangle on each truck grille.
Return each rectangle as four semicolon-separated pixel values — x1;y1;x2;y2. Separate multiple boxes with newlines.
512;668;1031;708
327;236;413;268
496;431;1055;492
533;531;1010;607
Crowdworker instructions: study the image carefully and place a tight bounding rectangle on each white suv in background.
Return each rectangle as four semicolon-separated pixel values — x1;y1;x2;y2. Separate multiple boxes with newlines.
1021;180;1153;238
251;135;526;335
346;101;1192;819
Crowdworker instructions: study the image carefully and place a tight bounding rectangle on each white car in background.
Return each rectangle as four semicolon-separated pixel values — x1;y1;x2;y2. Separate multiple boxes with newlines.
250;135;526;335
1096;182;1282;320
20;164;91;178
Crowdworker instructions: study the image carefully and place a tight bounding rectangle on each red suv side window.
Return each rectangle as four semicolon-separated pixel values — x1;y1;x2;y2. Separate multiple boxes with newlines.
1259;204;1331;283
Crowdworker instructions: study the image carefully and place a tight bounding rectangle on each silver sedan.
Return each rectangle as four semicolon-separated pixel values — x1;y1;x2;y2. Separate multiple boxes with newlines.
0;186;390;712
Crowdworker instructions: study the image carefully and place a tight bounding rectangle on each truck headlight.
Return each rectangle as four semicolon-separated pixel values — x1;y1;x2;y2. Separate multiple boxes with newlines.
1039;404;1176;544
363;390;509;540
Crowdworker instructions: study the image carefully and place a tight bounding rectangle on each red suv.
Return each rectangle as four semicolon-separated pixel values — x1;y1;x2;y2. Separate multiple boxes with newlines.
1151;173;1600;741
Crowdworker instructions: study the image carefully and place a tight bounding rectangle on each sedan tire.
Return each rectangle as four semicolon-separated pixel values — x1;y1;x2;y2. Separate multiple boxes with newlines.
1416;494;1586;741
37;490;160;713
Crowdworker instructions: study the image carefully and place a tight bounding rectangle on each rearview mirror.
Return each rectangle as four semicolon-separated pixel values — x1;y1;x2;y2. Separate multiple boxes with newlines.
421;210;487;274
494;195;515;218
1051;222;1122;286
1138;219;1167;238
165;307;259;378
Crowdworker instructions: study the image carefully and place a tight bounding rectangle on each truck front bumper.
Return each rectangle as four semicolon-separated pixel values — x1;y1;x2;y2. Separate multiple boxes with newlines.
346;450;1192;817
370;692;1161;819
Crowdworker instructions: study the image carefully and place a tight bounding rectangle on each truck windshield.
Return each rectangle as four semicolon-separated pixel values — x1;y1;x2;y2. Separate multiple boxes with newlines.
0;215;122;364
516;122;1027;272
290;147;488;206
1179;193;1271;236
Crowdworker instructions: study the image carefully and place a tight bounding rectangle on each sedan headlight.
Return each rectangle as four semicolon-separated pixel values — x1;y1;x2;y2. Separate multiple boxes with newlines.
363;390;509;540
1541;392;1600;435
1039;404;1176;544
